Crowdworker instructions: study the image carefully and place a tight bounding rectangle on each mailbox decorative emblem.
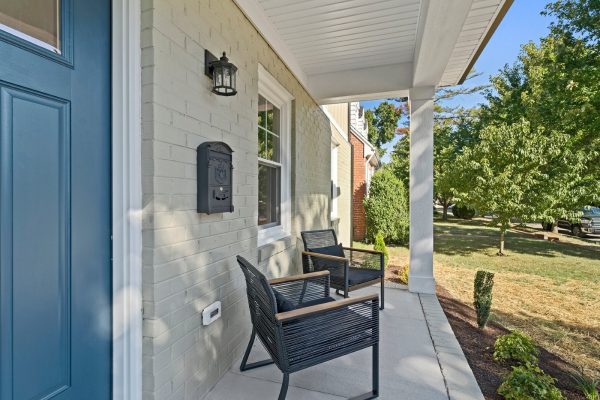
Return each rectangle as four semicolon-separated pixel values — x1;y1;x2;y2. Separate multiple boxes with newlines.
214;160;228;184
197;142;234;214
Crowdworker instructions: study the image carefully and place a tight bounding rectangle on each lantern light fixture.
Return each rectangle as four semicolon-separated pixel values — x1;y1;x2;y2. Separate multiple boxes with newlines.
204;50;238;96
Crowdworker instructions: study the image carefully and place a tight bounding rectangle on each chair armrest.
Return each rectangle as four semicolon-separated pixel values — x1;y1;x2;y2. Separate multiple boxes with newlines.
343;247;384;272
275;293;379;322
270;270;330;305
268;270;329;285
302;251;347;262
342;247;383;255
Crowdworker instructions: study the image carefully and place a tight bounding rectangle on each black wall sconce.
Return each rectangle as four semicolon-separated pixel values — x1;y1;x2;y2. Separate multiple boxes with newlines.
205;50;238;96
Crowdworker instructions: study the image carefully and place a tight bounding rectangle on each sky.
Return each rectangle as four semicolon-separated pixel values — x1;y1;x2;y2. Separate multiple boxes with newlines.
362;0;555;162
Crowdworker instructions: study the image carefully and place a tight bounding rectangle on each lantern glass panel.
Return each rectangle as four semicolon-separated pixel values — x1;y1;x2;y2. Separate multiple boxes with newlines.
223;67;231;87
214;67;222;87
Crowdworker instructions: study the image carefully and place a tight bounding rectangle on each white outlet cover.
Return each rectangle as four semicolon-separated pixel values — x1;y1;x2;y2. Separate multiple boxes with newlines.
202;301;222;326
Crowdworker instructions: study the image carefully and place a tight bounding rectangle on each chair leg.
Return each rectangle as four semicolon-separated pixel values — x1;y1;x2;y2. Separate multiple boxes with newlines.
380;276;385;310
278;373;290;400
373;342;379;396
348;343;379;400
240;328;275;371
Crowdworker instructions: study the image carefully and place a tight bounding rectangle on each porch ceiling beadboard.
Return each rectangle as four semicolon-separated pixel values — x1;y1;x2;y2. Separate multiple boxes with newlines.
234;0;513;103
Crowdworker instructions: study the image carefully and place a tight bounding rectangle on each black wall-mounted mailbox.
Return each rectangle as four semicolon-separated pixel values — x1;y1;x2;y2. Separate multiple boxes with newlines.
197;141;234;214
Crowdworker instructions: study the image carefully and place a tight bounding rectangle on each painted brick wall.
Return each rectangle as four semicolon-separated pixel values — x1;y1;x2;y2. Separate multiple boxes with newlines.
140;0;333;399
350;132;367;241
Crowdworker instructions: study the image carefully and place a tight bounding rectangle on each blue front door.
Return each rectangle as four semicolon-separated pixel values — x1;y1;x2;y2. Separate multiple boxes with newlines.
0;1;111;399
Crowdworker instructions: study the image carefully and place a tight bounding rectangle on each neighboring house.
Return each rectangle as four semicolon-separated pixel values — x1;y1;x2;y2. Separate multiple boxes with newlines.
0;0;512;399
349;103;381;241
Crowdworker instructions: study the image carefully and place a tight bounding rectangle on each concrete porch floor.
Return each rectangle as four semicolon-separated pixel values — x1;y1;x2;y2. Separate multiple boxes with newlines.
203;285;483;400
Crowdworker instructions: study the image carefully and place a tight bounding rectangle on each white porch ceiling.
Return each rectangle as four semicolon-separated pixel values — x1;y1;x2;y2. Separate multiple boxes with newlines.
235;0;513;103
258;0;421;76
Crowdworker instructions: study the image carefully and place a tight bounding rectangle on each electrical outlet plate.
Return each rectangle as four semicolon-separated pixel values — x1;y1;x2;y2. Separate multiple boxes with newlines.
202;301;222;326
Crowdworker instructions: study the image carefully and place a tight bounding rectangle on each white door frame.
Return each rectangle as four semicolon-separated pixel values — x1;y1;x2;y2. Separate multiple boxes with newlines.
112;0;143;399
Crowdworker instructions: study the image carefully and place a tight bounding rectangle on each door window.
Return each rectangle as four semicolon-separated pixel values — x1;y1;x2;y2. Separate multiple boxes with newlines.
0;0;61;53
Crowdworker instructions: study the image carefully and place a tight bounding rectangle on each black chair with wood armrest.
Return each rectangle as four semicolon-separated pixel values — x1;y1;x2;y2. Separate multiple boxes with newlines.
301;229;385;310
237;256;380;400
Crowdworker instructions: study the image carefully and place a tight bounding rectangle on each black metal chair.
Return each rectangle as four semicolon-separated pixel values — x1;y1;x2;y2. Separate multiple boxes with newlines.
301;229;385;310
237;256;379;400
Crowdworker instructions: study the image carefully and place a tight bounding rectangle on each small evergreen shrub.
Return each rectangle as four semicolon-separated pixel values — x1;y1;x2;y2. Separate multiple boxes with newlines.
494;331;539;365
364;168;409;244
452;203;476;219
473;270;495;328
397;264;409;285
498;365;565;400
373;232;389;267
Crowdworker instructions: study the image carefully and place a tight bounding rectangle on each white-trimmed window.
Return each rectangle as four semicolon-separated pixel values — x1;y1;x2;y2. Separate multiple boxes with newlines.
257;65;293;247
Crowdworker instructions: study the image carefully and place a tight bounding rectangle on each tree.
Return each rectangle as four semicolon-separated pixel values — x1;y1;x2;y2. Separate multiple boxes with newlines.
363;168;409;244
544;0;600;44
364;101;405;154
390;73;486;219
479;0;600;219
453;120;570;255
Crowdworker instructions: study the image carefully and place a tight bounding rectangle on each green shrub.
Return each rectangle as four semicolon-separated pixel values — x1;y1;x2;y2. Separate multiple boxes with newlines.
474;270;495;328
373;232;389;267
570;368;599;400
452;203;476;219
364;168;409;244
498;365;565;400
494;331;539;365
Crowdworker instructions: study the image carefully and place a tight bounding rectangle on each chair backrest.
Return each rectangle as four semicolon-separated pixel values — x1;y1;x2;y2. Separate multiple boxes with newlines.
301;229;338;251
236;256;283;365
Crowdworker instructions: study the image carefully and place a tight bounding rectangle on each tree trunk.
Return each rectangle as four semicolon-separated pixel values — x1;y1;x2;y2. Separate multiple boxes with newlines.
442;203;449;220
498;229;506;256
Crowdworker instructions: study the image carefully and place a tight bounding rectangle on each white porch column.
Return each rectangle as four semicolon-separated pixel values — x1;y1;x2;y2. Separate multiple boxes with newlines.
408;86;436;294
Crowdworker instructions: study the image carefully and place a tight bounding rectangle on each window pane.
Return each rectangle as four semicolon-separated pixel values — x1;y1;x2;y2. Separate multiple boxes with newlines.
265;100;280;134
258;164;280;226
0;0;60;52
258;127;267;159
265;131;279;162
258;95;267;129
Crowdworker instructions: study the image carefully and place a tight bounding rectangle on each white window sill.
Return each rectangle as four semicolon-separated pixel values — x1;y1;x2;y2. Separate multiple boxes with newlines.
258;225;289;248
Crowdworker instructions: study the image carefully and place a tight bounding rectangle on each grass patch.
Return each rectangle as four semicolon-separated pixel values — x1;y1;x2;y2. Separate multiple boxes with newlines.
356;217;600;378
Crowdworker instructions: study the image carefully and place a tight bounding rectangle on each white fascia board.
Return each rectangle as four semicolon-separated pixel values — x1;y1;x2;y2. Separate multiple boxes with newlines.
308;62;413;104
412;0;473;87
233;0;308;87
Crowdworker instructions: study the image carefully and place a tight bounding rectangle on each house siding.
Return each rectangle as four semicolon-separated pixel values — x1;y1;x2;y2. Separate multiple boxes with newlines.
140;0;333;399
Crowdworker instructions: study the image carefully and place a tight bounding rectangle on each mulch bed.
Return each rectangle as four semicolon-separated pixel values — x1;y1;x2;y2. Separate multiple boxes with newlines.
436;285;585;400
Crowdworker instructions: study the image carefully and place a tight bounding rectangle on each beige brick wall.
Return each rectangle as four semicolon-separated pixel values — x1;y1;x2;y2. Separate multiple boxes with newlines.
140;0;335;399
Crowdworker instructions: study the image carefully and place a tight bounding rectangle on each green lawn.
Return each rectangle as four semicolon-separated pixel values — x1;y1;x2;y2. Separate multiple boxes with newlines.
357;218;600;377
